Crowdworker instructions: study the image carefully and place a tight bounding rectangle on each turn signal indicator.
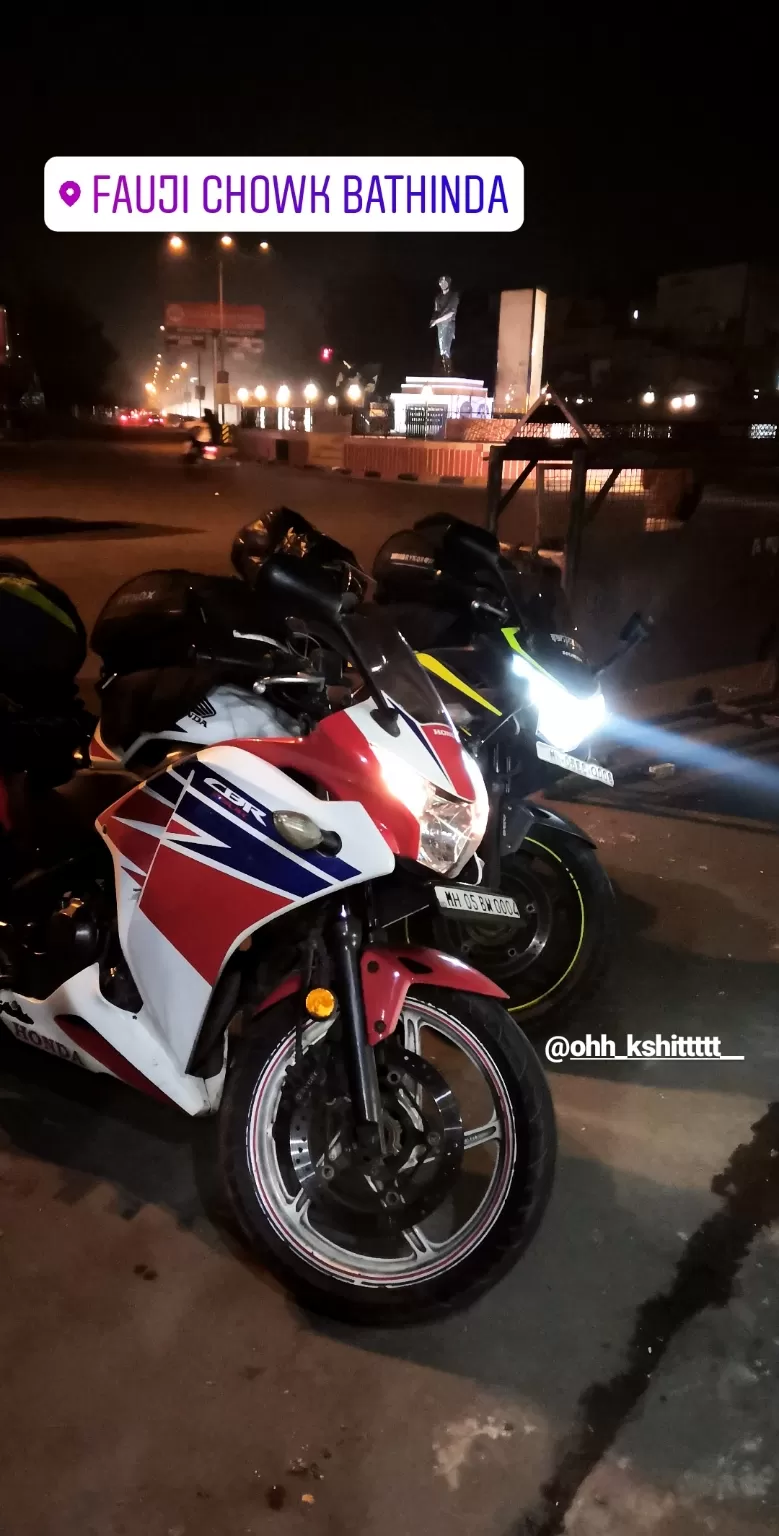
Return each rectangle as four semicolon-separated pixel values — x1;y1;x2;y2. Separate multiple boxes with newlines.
305;988;336;1019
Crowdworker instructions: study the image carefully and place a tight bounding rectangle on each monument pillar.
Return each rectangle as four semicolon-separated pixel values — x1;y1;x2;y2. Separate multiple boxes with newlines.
495;288;547;414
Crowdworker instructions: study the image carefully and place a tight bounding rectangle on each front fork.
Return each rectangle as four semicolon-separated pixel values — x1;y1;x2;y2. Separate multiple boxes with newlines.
483;744;511;888
332;901;385;1155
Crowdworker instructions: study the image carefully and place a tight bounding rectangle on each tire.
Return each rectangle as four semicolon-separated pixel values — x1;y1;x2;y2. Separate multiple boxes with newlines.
440;832;616;1027
219;991;556;1324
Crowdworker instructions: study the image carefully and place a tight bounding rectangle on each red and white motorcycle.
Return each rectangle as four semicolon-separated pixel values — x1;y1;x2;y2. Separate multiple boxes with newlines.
0;547;555;1322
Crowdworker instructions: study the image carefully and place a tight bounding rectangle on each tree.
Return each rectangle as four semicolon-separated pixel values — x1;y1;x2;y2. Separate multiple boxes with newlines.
17;290;118;410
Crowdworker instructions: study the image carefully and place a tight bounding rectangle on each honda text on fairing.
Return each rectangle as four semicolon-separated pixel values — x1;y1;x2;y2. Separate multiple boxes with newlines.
0;512;555;1323
370;514;645;1022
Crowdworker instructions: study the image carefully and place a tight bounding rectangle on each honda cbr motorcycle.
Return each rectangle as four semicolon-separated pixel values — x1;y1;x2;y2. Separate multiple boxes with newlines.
369;513;635;1021
0;522;555;1323
87;514;618;1025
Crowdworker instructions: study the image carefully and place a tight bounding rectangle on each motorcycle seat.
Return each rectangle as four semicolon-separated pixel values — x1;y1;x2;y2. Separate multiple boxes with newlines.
5;768;140;864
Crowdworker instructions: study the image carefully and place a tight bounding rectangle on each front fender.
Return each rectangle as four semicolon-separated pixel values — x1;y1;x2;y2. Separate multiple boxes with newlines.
500;798;596;857
252;948;507;1049
361;946;507;1047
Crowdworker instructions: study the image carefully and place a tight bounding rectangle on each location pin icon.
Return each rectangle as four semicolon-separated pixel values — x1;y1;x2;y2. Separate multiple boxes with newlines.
59;181;81;208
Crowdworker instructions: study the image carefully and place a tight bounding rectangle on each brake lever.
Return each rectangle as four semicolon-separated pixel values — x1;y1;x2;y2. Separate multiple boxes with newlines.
252;674;326;694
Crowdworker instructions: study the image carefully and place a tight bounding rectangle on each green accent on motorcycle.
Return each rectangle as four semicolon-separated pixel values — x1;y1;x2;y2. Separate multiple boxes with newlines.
1;576;78;633
508;837;586;1011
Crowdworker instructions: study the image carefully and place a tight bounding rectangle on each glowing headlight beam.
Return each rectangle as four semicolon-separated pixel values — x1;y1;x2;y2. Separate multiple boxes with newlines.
511;654;607;752
604;713;779;799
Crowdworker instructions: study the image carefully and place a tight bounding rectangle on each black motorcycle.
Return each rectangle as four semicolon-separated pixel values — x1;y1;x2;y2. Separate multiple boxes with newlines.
371;513;646;1024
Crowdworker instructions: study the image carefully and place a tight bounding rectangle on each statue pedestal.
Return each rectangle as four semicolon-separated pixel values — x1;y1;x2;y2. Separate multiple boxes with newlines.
390;376;493;435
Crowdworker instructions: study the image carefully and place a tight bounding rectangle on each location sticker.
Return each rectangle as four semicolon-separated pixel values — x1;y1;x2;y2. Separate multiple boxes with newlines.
44;156;523;232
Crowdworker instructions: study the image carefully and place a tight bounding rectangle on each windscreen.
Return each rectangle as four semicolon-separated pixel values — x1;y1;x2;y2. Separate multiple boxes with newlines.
502;560;575;638
343;610;453;726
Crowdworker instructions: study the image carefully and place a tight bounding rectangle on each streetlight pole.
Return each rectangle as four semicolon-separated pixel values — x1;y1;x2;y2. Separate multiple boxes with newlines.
217;257;225;423
167;234;259;425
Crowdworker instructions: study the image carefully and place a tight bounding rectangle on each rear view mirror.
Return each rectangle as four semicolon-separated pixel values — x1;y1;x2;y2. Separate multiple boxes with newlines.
253;553;348;626
597;610;654;677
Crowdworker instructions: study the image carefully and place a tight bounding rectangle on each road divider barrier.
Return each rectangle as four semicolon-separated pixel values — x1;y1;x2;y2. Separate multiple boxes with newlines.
237;429;535;486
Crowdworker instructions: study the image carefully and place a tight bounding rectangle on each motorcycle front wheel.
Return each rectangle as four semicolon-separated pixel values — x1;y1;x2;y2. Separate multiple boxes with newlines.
220;991;555;1324
437;830;615;1026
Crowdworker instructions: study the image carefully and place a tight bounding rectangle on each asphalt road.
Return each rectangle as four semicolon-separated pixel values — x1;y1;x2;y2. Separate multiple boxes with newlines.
1;436;778;1536
0;434;491;669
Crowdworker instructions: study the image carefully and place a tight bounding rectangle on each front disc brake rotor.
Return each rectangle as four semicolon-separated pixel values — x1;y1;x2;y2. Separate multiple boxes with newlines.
276;1042;464;1237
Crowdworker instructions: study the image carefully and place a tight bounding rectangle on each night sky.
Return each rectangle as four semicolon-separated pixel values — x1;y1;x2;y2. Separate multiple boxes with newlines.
3;24;775;394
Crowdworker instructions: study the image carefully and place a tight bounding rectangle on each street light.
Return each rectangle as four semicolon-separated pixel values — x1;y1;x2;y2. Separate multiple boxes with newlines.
254;385;267;401
346;382;362;403
276;384;291;405
165;233;263;423
237;387;249;403
683;393;696;409
641;390;656;405
259;241;270;252
669;396;683;410
180;361;188;370
303;381;319;403
326;394;337;407
144;382;156;393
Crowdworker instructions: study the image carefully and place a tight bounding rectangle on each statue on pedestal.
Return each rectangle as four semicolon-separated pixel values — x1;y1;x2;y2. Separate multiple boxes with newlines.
430;275;460;375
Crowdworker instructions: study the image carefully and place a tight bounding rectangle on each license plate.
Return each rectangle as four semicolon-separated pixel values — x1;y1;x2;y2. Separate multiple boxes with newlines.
536;742;614;785
434;887;520;919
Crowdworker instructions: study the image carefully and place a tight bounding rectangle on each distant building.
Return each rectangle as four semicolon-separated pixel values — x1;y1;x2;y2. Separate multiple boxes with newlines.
544;263;779;408
655;264;779;347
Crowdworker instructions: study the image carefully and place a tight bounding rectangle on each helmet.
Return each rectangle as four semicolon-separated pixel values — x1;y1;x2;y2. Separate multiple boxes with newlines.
230;510;287;587
231;509;363;597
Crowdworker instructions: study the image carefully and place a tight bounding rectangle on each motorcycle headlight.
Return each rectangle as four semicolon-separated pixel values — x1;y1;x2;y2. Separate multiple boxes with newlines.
417;785;484;876
511;655;606;752
374;747;488;876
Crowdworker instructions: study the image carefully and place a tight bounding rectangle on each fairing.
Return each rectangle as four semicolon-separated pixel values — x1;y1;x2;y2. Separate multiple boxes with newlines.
98;734;395;1063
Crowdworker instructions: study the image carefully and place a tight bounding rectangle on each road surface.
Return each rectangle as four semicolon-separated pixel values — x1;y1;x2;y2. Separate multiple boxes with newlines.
0;435;491;672
1;436;778;1536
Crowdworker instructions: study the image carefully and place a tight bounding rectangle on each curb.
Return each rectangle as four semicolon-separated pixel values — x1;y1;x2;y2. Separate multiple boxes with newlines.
238;451;481;486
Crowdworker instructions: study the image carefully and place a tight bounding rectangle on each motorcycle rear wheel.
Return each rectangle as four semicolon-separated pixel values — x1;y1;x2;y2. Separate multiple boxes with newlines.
220;991;555;1324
